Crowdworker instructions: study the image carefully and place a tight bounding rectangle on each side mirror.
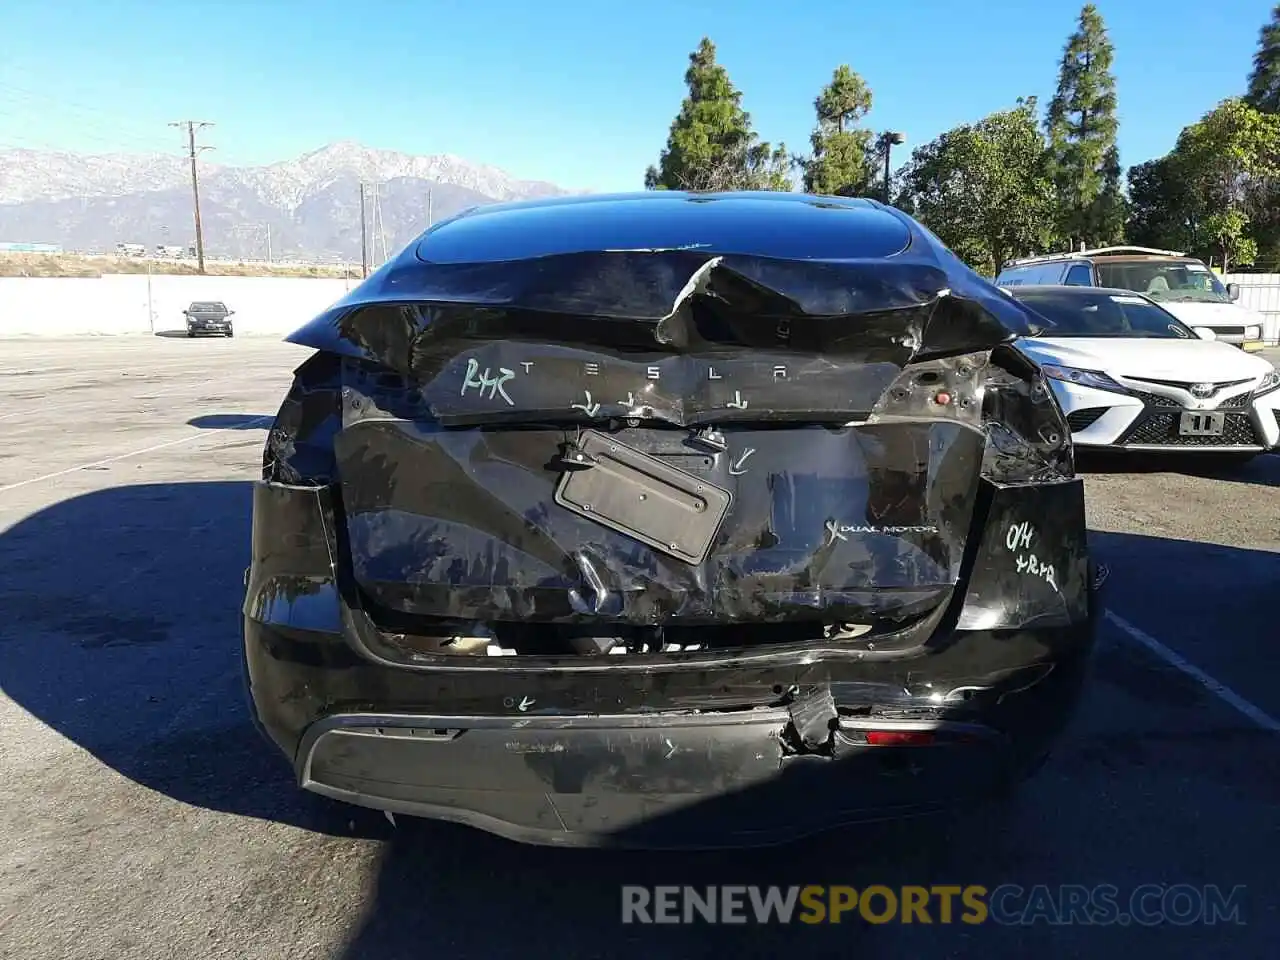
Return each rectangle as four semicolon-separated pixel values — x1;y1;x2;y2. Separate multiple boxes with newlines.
228;310;236;316
1227;283;1241;301
1192;327;1217;341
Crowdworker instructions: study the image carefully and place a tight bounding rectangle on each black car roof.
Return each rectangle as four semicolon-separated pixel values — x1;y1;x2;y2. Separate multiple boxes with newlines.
413;191;912;264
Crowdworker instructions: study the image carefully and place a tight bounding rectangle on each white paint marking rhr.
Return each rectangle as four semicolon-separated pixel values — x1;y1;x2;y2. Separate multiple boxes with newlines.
1104;608;1280;733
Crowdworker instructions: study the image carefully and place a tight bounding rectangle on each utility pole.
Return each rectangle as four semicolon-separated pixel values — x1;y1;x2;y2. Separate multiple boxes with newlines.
359;181;369;278
170;120;214;274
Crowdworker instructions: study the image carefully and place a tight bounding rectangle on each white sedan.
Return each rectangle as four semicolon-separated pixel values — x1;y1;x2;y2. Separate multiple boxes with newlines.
1003;285;1280;461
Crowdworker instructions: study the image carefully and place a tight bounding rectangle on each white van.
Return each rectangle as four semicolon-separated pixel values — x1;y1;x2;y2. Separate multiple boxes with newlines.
995;246;1266;351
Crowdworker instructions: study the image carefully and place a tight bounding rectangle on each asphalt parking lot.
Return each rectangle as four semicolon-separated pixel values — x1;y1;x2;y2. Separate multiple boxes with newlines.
1;335;1277;959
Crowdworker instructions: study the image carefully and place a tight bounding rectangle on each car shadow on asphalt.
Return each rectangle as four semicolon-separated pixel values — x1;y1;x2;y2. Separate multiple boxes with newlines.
1077;450;1280;488
1;481;1277;958
0;480;389;842
187;414;272;430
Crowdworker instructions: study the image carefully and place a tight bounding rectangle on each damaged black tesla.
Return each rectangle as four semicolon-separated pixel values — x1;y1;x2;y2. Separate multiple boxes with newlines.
242;191;1100;848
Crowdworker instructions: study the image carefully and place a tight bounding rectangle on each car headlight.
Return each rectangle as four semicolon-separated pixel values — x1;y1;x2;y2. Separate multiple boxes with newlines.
1246;326;1261;340
1257;370;1280;395
1040;364;1126;393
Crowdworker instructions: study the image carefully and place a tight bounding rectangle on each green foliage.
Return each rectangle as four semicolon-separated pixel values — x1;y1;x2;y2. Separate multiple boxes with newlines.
898;98;1055;274
1125;98;1280;271
645;37;792;192
744;141;794;191
1046;4;1124;247
800;66;877;196
1125;155;1197;252
1246;4;1280;113
1166;97;1280;270
1202;210;1258;270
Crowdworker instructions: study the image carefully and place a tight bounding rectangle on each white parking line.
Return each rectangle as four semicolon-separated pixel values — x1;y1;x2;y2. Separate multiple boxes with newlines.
1105;608;1280;732
0;415;272;495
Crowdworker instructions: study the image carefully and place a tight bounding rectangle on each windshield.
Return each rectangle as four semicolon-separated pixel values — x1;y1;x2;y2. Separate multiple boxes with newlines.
190;302;226;311
1014;290;1196;339
1094;260;1229;303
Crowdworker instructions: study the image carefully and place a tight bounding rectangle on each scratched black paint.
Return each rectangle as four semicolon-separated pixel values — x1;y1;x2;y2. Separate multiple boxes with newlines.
245;192;1097;847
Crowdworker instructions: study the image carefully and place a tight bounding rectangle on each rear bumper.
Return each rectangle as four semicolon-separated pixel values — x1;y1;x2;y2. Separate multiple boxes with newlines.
246;611;1096;848
293;661;1084;849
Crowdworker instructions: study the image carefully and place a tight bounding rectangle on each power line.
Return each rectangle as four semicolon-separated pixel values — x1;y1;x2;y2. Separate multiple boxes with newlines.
169;121;214;274
0;80;176;148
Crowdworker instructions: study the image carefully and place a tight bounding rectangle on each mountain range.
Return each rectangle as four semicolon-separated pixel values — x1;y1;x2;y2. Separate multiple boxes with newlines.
0;141;575;261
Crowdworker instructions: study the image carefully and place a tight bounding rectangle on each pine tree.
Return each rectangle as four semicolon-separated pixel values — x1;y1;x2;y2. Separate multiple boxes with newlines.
1046;4;1124;248
801;65;877;196
645;38;765;191
1246;4;1280;113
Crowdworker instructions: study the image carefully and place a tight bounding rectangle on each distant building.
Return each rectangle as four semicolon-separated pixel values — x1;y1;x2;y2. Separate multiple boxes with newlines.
0;241;63;254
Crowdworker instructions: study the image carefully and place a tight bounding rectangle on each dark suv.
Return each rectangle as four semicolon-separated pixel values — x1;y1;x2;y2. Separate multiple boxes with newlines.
243;192;1100;849
184;301;234;337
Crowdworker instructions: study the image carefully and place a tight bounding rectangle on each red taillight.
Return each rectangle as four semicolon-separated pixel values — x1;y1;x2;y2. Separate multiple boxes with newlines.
865;730;936;746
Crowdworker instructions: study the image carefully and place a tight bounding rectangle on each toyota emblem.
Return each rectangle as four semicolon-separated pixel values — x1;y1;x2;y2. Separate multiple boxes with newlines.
1189;383;1215;399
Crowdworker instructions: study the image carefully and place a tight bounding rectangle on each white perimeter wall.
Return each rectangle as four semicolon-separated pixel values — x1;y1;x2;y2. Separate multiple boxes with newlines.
2;271;1277;343
0;273;359;337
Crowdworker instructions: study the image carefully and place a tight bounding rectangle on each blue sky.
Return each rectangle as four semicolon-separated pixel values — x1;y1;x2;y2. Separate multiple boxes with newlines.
0;0;1273;192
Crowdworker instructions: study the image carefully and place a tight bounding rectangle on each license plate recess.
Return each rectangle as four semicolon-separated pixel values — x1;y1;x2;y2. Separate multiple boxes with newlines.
553;430;732;565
